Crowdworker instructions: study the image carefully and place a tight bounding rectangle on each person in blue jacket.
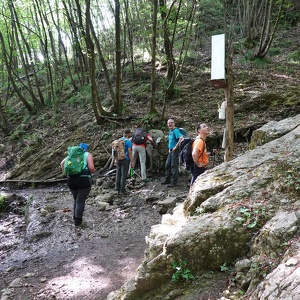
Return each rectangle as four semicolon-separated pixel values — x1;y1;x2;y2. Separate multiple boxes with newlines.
114;129;133;195
161;119;184;187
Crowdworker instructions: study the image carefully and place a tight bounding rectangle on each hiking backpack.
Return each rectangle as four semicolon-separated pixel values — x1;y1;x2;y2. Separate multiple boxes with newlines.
178;127;188;138
132;128;147;145
112;139;125;160
180;137;205;170
180;138;194;169
64;146;86;176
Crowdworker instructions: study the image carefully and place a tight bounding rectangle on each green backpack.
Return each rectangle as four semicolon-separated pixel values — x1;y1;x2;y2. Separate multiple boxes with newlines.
64;146;86;176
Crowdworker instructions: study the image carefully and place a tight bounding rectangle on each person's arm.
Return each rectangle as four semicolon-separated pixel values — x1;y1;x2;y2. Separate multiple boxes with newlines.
87;153;96;173
60;158;66;172
147;134;153;143
173;129;184;151
128;147;133;165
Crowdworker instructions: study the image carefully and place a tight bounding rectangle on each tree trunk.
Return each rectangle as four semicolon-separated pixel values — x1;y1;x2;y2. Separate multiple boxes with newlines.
0;32;33;112
224;44;234;162
90;22;116;105
115;0;122;114
254;0;284;59
123;0;136;77
10;2;43;108
86;0;109;123
150;0;158;115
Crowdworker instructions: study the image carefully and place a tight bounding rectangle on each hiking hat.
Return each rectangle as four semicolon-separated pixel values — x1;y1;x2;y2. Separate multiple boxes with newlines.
79;143;89;152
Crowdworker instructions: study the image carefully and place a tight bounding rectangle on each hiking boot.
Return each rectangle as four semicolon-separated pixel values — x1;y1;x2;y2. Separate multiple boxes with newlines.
143;178;150;183
74;217;82;227
166;182;177;188
161;180;171;185
120;191;129;196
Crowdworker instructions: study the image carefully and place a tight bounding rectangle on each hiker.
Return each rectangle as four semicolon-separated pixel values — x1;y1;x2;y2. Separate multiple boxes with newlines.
161;119;184;187
60;143;95;227
191;123;214;184
131;126;153;182
114;128;133;195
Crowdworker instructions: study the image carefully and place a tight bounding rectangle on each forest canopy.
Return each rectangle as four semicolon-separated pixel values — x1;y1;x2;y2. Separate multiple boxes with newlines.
0;0;299;129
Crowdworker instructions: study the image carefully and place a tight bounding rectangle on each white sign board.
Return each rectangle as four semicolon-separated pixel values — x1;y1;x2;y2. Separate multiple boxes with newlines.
211;33;225;81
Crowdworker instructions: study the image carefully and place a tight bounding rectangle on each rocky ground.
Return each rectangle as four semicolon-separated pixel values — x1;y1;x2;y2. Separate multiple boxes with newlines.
0;171;199;300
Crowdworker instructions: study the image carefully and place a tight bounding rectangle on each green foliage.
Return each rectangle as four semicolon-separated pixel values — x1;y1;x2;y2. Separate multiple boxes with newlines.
131;82;151;100
66;86;91;108
251;57;271;68
220;262;231;272
268;47;281;56
134;112;160;130
287;51;300;63
171;260;195;282
195;0;224;35
273;160;300;197
236;205;266;229
281;165;300;196
9;128;26;141
0;195;8;212
195;206;206;216
249;261;271;279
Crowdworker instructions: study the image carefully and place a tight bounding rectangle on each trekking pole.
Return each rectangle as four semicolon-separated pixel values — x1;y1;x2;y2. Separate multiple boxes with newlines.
133;170;142;179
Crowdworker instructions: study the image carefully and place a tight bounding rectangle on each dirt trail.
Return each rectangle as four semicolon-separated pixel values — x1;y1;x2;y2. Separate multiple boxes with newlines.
0;175;190;300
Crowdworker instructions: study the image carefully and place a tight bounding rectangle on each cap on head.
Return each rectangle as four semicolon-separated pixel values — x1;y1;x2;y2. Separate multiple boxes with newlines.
79;143;89;152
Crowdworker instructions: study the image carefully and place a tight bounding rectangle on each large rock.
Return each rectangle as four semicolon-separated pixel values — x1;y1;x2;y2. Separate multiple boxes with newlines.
249;114;300;148
108;115;300;300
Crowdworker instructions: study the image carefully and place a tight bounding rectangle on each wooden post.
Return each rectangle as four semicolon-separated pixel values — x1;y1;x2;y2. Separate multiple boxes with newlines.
210;33;234;161
224;43;234;162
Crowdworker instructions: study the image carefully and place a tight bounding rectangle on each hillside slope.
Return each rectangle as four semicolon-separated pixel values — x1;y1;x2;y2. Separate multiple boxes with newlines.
1;27;300;181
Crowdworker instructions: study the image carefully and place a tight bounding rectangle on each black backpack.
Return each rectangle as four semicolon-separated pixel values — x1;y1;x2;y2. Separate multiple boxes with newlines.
132;128;147;145
180;137;204;170
180;138;194;169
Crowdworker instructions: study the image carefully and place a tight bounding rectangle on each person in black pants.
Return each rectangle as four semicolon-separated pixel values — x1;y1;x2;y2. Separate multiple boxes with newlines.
60;143;95;227
161;119;184;187
114;129;133;195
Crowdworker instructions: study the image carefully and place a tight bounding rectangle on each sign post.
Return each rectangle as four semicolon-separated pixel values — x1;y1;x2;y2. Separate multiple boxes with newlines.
211;33;234;161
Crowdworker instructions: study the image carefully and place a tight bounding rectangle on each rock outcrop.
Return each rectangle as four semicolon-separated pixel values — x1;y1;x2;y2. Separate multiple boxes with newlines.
108;114;300;300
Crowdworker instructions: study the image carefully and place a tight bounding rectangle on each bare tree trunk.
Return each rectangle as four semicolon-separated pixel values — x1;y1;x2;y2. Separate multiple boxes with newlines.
9;2;43;108
45;0;78;94
0;32;33;112
115;0;122;114
159;0;176;83
90;22;116;105
0;96;9;132
150;0;158;115
224;43;234;162
85;0;109;123
123;0;135;76
62;0;88;86
32;1;55;106
254;0;284;59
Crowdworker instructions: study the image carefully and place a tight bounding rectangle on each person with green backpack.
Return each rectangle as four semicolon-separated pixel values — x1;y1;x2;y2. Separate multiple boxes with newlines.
60;143;95;227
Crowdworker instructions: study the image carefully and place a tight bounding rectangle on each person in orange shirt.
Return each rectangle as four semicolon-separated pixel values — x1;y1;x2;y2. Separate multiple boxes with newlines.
191;123;212;184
